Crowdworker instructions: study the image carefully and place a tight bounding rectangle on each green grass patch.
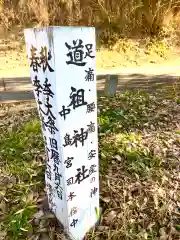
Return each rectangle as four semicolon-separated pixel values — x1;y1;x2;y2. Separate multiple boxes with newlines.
98;91;153;133
100;132;162;177
0;118;44;239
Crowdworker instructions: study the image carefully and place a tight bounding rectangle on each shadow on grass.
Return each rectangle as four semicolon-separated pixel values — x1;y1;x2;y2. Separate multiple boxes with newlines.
1;73;180;103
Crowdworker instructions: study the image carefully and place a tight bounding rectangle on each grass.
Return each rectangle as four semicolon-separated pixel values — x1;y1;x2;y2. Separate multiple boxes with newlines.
0;89;180;239
0;114;46;239
1;0;180;38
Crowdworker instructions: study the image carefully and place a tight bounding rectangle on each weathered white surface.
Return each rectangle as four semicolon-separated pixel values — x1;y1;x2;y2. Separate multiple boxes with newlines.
24;27;99;240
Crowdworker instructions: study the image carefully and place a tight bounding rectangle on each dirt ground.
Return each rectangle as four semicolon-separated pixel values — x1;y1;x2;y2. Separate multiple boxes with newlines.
1;27;180;105
1;27;180;78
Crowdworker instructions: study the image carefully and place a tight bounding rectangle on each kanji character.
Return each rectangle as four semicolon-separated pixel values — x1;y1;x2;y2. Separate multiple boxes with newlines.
55;172;62;186
49;138;58;150
64;157;74;168
67;192;76;201
59;105;71;120
29;45;40;72
45;116;58;134
68;87;87;110
84;44;95;59
90;177;96;183
85;68;94;82
90;187;98;198
50;149;60;165
87;121;95;133
89;164;97;175
67;177;74;186
57;187;63;200
88;150;96;160
70;219;78;228
65;39;85;66
39;46;54;72
33;75;43;97
74;165;89;184
63;133;72;147
69;207;78;217
71;128;88;147
43;78;54;97
87;102;96;113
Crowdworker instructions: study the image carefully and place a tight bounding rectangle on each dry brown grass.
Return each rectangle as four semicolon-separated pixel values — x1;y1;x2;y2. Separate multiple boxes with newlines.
1;0;180;40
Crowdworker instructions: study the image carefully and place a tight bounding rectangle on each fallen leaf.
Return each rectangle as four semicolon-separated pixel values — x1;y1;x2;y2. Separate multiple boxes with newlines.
105;210;117;223
0;200;6;213
33;210;44;220
97;226;109;231
27;191;34;202
38;228;48;233
159;227;168;240
39;233;50;240
43;212;55;219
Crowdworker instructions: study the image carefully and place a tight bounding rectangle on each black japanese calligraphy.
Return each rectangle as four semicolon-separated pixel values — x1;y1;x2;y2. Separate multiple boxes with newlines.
40;97;58;134
69;207;78;217
50;149;61;165
54;164;62;185
43;97;56;119
84;43;94;59
89;164;97;176
88;150;96;160
39;46;54;72
29;45;54;72
90;187;98;198
74;165;89;184
49;138;58;150
46;164;51;180
90;177;96;183
64;157;74;168
43;78;54;97
57;187;63;200
54;163;59;172
65;40;84;66
71;128;88;147
66;164;97;186
45;116;59;134
30;46;40;72
68;87;87;110
63;128;88;148
38;97;56;124
59;86;88;120
85;68;94;82
70;219;78;228
67;177;74;186
59;105;71;120
65;39;94;66
37;74;62;202
87;102;96;113
87;121;95;133
33;75;43;97
67;192;76;201
54;166;63;200
63;133;72;147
